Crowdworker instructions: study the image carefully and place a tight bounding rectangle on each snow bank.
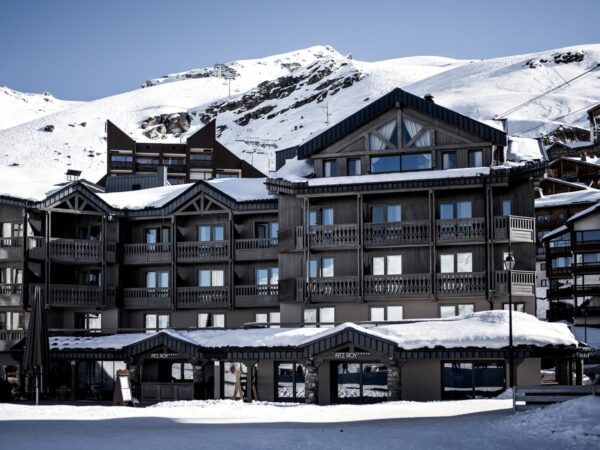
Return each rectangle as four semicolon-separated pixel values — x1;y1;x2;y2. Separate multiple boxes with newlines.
97;183;193;209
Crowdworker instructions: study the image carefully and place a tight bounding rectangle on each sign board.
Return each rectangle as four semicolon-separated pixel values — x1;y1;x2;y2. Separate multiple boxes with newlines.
113;369;133;406
120;376;132;402
334;352;372;359
150;353;180;359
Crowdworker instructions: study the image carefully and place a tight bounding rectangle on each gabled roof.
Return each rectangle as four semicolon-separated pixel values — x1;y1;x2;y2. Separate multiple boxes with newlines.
280;88;507;161
542;201;600;241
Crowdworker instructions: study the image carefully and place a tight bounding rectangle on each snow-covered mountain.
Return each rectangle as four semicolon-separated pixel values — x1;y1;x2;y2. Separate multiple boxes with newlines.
0;44;599;185
0;86;80;131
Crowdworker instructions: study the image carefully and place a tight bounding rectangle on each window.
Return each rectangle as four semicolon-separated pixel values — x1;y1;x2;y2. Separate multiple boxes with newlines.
369;306;403;322
198;313;225;328
0;311;23;330
309;257;334;278
442;361;505;399
77;270;101;286
190;170;213;180
215;170;240;179
145;314;170;332
576;253;600;266
146;271;169;289
541;279;549;287
549;234;571;248
255;312;280;328
304;307;335;328
309;207;334;226
440;254;455;273
110;154;133;163
402;117;430;147
75;313;102;332
198;224;224;241
551;256;572;269
323;160;337;177
0;268;22;285
440;304;474;318
371;205;401;223
171;363;193;381
468;150;483;167
503;303;525;312
335;363;388;402
576;230;600;243
372;255;402;275
369;119;398;150
256;222;278;239
276;362;306;402
347;158;361;176
199;269;224;287
256;267;279;286
457;253;472;272
439;201;472;219
502;199;511;216
442;152;457;169
146;227;170;244
370;153;432;174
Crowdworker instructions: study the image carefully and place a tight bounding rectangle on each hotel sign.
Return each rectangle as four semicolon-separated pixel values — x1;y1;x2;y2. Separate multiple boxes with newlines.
150;352;180;359
334;352;371;359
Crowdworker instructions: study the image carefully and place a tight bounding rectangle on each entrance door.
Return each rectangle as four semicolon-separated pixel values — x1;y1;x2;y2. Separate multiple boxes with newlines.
334;362;388;403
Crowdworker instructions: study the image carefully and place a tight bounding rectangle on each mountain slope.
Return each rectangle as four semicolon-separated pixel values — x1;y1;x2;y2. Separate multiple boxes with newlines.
0;44;598;185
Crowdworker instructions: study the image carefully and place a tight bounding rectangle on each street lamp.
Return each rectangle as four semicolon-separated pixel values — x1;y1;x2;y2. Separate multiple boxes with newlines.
504;252;516;414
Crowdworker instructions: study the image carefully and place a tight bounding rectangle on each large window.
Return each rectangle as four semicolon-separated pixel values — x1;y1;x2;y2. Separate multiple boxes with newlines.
198;313;225;328
309;207;334;226
335;363;388;403
276;363;306;402
370;153;432;174
439;201;472;220
199;269;224;287
145;314;170;332
549;233;571;248
304;307;335;328
442;361;506;399
0;311;23;330
171;363;194;381
372;205;401;223
369;119;398;151
309;257;334;278
440;253;472;273
255;312;280;328
146;227;170;244
256;267;279;286
372;255;402;275
402;117;431;147
576;230;600;244
369;306;403;322
440;304;474;318
146;271;169;289
576;253;600;267
551;256;572;269
198;224;224;241
255;222;278;239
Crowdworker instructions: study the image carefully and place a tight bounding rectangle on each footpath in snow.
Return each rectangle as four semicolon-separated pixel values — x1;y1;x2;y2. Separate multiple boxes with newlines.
0;397;598;449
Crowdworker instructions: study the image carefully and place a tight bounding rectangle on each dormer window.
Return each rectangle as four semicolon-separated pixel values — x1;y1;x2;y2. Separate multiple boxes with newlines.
369;119;398;151
402;117;431;147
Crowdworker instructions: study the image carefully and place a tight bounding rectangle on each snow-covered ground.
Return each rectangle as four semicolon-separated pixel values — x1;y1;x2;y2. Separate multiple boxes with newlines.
0;397;598;449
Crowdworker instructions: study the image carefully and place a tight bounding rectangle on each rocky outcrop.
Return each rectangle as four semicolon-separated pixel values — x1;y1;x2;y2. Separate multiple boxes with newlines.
542;124;590;145
140;112;191;139
142;64;239;88
525;50;585;68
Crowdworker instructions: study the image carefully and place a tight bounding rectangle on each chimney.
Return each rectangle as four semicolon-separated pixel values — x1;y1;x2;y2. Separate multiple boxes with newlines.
65;169;82;182
424;94;434;103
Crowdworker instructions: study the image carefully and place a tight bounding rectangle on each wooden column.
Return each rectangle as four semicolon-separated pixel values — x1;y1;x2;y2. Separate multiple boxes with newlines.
171;215;177;311
387;363;402;401
575;358;584;385
45;211;51;307
429;190;436;301
305;363;319;404
357;193;363;302
70;360;77;401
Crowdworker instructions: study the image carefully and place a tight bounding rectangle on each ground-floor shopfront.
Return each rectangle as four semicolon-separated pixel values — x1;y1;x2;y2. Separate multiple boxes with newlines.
10;321;583;405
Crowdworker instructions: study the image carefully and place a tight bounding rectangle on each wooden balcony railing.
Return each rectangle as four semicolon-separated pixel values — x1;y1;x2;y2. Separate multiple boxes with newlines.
0;284;22;296
574;262;600;273
176;286;229;308
364;274;431;298
177;241;229;262
306;276;359;300
49;238;116;262
495;216;535;242
30;284;113;307
364;221;430;246
123;243;171;264
235;238;278;260
307;224;359;248
436;218;485;242
123;287;171;309
0;237;23;248
436;272;486;295
0;329;26;351
234;284;279;307
494;270;535;296
0;236;24;260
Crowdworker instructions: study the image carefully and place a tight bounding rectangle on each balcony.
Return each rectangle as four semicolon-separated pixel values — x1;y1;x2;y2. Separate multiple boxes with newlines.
547;266;572;277
123;243;171;265
573;284;600;296
123;287;171;309
305;276;359;301
28;236;46;259
547;286;573;300
0;330;26;351
494;270;535;297
493;216;535;243
436;272;486;296
30;283;114;308
176;286;229;308
0;284;22;307
574;262;600;274
364;274;431;299
176;241;229;263
234;284;279;307
48;238;116;263
573;240;600;252
307;224;359;249
0;237;23;260
436;218;485;243
109;161;134;171
235;238;278;261
546;245;572;257
364;221;430;247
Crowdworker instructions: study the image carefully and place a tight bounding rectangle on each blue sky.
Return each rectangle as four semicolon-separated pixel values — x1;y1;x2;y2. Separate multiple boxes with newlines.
1;0;598;100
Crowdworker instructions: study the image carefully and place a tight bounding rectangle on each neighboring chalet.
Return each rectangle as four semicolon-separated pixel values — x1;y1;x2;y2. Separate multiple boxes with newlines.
0;88;587;405
106;120;264;184
542;201;600;326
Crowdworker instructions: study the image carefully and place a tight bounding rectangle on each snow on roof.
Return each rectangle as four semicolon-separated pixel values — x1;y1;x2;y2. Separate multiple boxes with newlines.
566;201;600;223
564;155;600;166
271;156;314;181
205;178;274;202
49;311;578;352
541;225;568;241
546;140;593;150
507;136;545;162
535;188;600;208
0;167;75;202
97;183;193;210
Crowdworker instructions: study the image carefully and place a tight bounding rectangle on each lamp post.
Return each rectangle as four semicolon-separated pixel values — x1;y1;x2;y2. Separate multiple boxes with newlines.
504;252;516;414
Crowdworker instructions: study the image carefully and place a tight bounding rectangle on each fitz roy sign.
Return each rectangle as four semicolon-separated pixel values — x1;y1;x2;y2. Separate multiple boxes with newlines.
334;352;371;359
150;353;180;359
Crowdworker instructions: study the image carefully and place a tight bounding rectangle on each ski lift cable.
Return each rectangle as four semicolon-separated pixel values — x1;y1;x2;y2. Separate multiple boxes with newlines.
512;103;598;137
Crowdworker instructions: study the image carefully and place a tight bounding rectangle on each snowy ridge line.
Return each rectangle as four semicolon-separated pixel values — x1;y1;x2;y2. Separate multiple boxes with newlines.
49;310;580;351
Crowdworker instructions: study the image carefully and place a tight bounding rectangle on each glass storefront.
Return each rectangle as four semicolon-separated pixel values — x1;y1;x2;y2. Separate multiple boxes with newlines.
442;361;505;400
275;362;305;402
334;362;388;403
